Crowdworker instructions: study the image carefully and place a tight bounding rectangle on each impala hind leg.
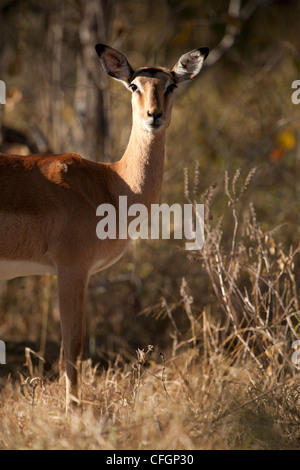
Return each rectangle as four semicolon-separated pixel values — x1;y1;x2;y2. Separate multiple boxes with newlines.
57;267;89;408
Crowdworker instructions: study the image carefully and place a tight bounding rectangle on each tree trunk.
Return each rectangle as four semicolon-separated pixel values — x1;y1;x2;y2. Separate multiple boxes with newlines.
76;0;113;162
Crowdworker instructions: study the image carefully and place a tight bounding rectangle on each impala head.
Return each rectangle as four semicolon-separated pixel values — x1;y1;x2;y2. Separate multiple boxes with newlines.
95;44;209;133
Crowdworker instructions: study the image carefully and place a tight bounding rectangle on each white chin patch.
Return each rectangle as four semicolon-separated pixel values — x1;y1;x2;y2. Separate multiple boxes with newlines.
144;120;164;132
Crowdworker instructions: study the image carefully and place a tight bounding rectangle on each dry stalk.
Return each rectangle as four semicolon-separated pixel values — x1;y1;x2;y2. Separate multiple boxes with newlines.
183;166;299;372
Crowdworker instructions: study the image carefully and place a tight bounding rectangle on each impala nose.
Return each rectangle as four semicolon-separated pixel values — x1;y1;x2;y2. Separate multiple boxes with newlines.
147;110;162;121
145;110;163;132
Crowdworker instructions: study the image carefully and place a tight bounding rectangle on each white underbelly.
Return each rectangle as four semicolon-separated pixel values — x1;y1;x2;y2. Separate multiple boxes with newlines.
90;250;127;275
0;260;56;280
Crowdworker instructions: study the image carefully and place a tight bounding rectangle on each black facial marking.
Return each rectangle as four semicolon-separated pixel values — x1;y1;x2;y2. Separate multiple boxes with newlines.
131;67;174;81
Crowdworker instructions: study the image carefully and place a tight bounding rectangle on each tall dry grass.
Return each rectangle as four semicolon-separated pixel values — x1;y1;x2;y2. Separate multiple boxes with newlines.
0;169;300;450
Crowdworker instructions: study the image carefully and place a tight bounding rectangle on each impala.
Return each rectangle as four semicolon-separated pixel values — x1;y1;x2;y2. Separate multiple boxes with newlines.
0;44;209;403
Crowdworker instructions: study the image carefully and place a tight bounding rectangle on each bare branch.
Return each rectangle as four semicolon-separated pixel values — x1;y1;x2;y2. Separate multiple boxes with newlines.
205;0;265;68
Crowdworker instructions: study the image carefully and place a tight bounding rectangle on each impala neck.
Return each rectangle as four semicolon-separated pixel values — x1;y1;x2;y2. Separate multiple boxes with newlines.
115;124;166;209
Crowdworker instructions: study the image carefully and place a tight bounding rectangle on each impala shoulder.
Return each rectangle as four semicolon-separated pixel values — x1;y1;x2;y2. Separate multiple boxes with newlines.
65;152;83;163
39;153;83;184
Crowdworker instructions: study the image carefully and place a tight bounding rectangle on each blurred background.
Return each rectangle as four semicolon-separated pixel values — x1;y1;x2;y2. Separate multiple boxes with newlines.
0;0;299;378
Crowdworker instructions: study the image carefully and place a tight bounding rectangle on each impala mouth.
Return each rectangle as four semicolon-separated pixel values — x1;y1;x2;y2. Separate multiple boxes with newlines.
144;118;164;132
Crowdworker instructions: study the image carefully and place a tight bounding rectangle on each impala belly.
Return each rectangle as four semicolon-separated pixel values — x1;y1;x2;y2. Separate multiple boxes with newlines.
0;260;56;280
91;246;128;275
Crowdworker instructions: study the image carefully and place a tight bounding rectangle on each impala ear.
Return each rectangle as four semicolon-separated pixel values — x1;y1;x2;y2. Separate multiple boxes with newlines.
95;44;134;86
172;47;209;83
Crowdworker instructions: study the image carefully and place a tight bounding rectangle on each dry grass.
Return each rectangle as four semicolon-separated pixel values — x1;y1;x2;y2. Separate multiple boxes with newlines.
1;169;300;450
1;348;300;450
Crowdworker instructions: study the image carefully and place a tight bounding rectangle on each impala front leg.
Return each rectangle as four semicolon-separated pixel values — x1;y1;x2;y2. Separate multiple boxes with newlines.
57;266;89;406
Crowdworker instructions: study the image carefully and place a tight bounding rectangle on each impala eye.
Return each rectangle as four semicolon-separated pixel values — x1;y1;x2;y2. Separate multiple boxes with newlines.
166;83;177;94
129;83;138;92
